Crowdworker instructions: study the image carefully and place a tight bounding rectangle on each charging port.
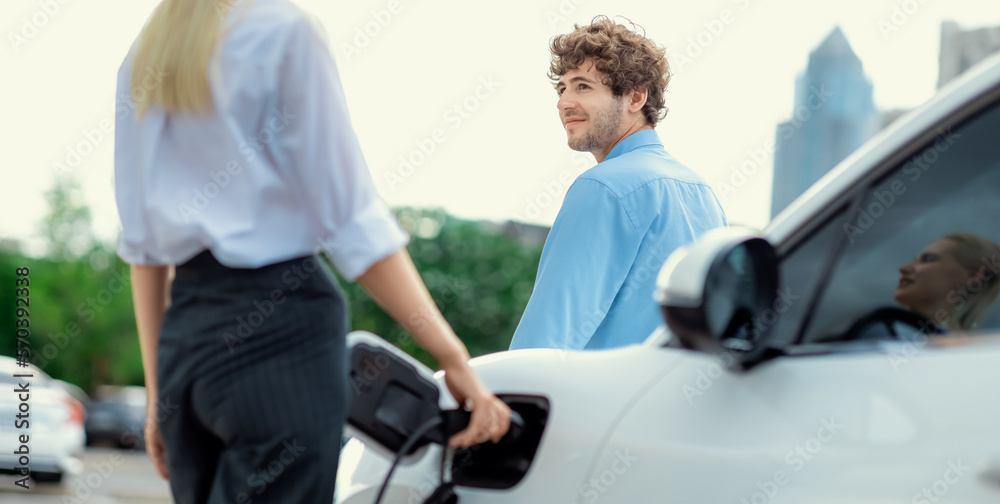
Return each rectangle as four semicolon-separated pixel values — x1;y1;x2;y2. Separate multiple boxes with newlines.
451;394;550;489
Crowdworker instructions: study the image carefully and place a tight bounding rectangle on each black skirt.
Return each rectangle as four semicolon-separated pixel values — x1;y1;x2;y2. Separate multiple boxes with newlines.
156;250;349;504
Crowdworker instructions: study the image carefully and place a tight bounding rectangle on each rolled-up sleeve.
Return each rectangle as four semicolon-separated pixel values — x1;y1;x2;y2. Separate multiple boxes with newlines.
509;179;641;350
271;15;408;281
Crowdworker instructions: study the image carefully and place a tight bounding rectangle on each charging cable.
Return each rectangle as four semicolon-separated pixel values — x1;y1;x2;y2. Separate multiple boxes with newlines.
373;416;443;504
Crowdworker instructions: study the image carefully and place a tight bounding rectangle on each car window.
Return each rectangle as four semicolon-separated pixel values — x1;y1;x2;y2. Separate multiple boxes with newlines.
755;207;849;349
800;95;1000;343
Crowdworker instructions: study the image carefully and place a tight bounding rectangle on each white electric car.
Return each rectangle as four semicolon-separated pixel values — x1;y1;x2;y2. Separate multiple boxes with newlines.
0;356;86;484
336;51;1000;503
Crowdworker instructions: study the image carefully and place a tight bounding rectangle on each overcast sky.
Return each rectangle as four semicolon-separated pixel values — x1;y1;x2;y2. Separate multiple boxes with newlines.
3;0;1000;256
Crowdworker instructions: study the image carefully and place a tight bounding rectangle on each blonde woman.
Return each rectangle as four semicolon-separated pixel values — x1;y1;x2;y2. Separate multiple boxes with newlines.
895;232;1000;331
115;0;509;502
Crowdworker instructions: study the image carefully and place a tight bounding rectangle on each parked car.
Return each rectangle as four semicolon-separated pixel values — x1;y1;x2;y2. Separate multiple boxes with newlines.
0;356;85;484
335;50;1000;503
85;385;147;450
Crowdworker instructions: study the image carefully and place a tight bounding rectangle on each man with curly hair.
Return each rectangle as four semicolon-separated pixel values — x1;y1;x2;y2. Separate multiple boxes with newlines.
509;16;727;350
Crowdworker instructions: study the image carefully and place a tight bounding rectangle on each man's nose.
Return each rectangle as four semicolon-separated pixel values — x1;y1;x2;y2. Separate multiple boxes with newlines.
557;93;575;111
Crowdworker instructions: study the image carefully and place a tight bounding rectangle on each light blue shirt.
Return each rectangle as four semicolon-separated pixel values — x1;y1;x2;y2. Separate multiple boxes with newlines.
509;130;727;350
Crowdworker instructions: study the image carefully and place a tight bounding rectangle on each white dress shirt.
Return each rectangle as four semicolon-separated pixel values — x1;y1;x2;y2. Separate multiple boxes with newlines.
114;0;408;280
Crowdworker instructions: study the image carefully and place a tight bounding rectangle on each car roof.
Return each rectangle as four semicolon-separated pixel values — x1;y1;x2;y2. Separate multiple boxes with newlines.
764;50;1000;249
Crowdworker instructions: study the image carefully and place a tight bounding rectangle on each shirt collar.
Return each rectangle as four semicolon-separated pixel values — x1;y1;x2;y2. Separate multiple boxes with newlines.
603;129;662;162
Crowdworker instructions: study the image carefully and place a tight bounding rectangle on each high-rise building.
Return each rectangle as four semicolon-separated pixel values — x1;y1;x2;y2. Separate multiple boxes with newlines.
881;22;1000;131
938;21;1000;88
770;27;878;218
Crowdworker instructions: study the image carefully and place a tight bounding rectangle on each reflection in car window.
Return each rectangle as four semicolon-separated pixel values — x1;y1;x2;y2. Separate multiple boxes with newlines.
802;97;1000;343
893;233;1000;330
762;209;848;349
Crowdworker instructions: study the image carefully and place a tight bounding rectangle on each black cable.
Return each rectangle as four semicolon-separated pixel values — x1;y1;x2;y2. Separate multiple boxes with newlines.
374;416;443;504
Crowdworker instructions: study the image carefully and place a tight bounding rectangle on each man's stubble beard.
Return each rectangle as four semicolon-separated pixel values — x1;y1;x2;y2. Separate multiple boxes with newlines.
568;95;624;153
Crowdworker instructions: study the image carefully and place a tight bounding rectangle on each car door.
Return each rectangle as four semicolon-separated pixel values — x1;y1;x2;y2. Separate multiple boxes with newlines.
581;80;1000;503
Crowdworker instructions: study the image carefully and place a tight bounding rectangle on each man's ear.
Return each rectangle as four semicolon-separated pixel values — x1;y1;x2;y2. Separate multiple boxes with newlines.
627;85;649;114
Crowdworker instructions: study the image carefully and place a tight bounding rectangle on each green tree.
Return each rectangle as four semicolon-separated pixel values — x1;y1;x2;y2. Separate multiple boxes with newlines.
1;191;543;392
38;175;96;261
0;176;143;393
334;208;543;369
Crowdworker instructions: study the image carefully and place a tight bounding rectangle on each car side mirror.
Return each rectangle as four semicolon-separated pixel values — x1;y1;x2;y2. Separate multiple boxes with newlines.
654;228;779;369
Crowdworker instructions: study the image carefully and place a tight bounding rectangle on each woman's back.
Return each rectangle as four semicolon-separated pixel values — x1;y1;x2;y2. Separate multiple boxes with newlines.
115;0;406;277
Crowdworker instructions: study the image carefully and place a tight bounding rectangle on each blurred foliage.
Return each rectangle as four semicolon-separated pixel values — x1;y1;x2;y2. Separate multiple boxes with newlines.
1;175;142;392
39;176;97;260
0;249;144;393
1;195;543;391
331;208;543;369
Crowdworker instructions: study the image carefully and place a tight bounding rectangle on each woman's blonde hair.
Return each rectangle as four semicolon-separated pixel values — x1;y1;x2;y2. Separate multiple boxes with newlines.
944;232;1000;330
130;0;246;119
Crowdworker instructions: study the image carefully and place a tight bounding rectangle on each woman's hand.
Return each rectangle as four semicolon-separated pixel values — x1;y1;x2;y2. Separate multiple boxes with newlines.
355;250;512;447
441;362;512;448
144;406;170;480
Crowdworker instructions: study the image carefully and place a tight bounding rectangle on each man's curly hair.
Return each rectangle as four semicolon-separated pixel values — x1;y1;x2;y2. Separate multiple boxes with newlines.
549;16;670;127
